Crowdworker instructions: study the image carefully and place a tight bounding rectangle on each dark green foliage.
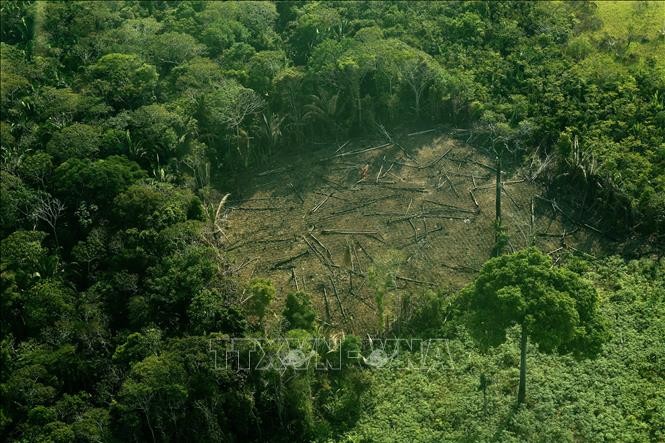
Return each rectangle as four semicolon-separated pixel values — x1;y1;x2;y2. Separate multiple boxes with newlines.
46;123;102;163
283;291;316;331
1;1;663;441
53;155;145;207
462;248;606;355
462;247;607;405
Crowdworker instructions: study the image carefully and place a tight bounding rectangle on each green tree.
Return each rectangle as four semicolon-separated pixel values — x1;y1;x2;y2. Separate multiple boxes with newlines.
86;53;158;110
113;182;202;231
113;354;188;443
245;278;275;325
188;288;246;335
461;247;607;405
53;155;145;210
283;291;316;331
46;123;102;163
146;32;203;70
127;104;193;163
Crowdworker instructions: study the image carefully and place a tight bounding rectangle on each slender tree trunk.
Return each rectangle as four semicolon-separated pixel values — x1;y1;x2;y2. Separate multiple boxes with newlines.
518;322;527;406
143;409;156;443
495;155;502;228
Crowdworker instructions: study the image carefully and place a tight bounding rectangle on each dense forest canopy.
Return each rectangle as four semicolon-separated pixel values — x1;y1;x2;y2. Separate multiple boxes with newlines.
0;1;663;442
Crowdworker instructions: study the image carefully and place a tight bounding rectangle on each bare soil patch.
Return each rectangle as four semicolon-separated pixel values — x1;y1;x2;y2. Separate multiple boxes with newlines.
223;130;606;333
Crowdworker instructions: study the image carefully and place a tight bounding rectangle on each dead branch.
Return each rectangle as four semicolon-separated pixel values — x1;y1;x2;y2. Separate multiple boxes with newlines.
437;168;459;197
408;218;418;242
313;190;349;201
385;185;427;193
321;229;380;236
257;166;288;176
356;240;374;263
325;195;394;217
536;227;580;238
335;140;351;153
309;192;334;214
395;275;435;286
303;235;335;268
319;143;393;161
322;287;332;321
288;183;305;203
329;275;348;321
271;249;310;269
321;229;385;243
423;200;476;214
292;268;300;291
469;191;479;209
419;148;452;170
407;128;437;137
502;186;521;210
309;233;334;263
473;179;525;190
230;257;258;273
233;206;283;211
536;195;607;237
226;237;293;252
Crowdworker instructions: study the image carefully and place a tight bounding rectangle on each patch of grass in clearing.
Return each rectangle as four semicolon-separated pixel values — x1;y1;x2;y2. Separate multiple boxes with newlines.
593;1;665;40
592;1;665;69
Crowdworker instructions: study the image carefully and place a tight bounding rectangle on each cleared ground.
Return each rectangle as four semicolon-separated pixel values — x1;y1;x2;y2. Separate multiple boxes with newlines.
223;130;606;334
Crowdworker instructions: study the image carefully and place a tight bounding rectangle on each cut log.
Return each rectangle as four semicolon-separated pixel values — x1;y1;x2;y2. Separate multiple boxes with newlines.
322;287;332;321
271;249;309;269
329;276;348;321
319;143;392;161
309;192;334;214
334;140;351;153
395;275;435;286
407;128;438;137
469;191;479;209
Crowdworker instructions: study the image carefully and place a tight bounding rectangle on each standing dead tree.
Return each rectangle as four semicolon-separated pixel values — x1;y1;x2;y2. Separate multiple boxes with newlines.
32;194;65;247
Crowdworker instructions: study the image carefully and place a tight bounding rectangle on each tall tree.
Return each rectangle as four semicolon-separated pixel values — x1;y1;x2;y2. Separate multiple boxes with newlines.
461;248;606;405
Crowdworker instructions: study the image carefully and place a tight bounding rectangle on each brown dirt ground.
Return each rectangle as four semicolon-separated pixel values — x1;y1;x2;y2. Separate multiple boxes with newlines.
222;130;607;334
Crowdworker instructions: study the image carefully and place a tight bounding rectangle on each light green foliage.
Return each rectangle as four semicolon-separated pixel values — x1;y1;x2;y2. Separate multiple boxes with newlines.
170;57;226;94
145;32;204;71
247;50;288;94
367;250;403;331
245;278;275;322
86;53;158;109
113;182;202;231
341;256;664;442
114;354;188;441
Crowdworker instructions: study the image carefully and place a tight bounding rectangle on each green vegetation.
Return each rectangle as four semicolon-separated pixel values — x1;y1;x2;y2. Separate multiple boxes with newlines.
462;248;606;405
341;257;665;442
0;1;663;442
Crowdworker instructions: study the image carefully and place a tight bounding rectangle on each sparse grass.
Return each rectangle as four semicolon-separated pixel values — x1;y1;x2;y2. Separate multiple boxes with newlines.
592;1;665;69
593;1;665;40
